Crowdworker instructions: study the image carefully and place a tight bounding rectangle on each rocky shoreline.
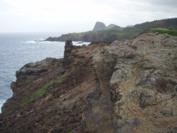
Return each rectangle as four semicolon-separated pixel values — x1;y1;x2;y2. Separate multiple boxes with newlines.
1;32;177;133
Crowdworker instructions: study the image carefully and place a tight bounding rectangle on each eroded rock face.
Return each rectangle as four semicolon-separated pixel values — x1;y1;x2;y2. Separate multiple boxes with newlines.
1;33;177;133
110;33;177;133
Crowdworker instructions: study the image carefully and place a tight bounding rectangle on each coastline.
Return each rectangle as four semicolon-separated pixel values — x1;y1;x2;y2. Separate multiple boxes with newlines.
0;34;66;114
1;33;177;132
0;39;90;114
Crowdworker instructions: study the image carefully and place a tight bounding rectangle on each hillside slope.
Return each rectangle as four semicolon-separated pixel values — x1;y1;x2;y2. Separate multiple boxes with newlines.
46;18;177;42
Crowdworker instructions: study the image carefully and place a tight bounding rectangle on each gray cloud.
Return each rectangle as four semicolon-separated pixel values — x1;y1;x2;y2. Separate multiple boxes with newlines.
0;0;176;32
147;0;177;6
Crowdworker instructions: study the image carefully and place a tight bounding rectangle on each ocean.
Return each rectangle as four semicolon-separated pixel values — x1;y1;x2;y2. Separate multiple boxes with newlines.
0;33;65;113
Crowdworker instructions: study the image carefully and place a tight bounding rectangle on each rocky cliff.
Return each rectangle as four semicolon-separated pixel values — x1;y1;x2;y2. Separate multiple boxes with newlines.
1;32;177;133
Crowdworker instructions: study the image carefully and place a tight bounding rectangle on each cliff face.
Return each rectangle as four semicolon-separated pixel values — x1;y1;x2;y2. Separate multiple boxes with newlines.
1;33;177;133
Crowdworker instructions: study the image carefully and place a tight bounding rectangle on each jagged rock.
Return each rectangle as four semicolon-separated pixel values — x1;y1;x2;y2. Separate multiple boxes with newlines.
63;40;73;66
1;33;177;133
64;40;73;59
16;58;51;77
93;21;106;31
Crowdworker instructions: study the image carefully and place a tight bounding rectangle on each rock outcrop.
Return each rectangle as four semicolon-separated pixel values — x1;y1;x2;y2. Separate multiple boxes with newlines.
93;22;106;31
1;32;177;133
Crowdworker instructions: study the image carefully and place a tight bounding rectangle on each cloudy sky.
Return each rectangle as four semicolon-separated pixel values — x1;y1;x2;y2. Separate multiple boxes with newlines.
0;0;177;33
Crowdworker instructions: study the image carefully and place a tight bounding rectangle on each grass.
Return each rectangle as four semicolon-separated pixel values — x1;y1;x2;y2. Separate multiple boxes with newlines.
67;130;73;133
21;74;67;106
152;28;177;36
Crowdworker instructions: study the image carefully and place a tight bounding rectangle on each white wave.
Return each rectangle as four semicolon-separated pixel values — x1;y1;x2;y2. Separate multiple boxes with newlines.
25;40;62;45
73;41;90;46
24;40;37;44
0;100;5;113
25;40;90;45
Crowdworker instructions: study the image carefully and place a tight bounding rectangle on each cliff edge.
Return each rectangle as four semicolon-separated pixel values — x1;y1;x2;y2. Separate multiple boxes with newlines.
1;33;177;133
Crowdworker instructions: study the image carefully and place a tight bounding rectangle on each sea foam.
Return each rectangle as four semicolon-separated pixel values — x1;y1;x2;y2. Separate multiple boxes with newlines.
0;100;5;113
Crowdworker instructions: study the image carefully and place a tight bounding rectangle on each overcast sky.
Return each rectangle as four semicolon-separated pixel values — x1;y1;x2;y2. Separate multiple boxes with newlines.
0;0;177;33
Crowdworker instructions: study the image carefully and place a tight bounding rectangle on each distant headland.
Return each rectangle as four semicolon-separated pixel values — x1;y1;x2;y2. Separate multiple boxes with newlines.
46;18;177;43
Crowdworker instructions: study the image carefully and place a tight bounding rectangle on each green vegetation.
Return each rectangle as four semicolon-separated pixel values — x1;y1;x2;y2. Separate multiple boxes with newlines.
67;130;73;133
152;28;177;36
58;26;145;42
21;74;67;106
47;18;177;42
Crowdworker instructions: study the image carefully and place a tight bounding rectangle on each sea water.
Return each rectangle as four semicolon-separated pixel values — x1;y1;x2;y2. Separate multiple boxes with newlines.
0;32;65;113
